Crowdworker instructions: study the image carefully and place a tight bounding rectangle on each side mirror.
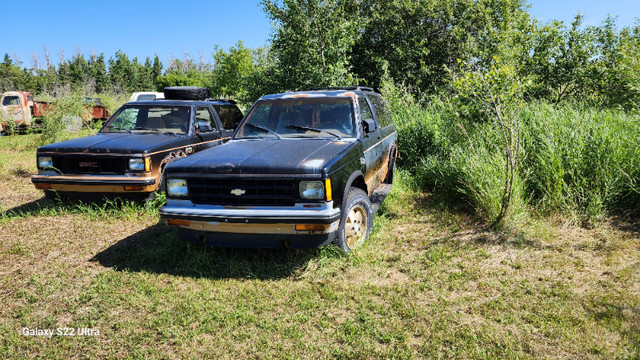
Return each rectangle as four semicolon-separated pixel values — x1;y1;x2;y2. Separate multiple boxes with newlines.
196;120;213;132
362;118;377;134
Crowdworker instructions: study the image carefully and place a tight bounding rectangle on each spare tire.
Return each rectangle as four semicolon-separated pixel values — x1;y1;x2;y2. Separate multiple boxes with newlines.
163;86;210;100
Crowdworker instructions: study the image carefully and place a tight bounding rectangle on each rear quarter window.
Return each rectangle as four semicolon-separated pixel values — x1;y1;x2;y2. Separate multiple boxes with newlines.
367;93;393;128
214;105;244;129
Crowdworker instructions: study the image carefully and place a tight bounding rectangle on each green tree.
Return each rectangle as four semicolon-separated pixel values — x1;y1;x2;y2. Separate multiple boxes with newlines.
350;0;532;92
262;0;363;90
88;54;108;93
156;72;206;89
210;41;267;103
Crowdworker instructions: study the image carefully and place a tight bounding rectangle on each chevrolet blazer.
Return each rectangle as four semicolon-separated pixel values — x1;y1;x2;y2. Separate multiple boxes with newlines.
160;87;397;252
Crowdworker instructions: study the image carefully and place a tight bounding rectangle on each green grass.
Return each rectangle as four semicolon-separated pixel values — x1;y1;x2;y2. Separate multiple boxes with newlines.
387;80;640;227
1;134;639;359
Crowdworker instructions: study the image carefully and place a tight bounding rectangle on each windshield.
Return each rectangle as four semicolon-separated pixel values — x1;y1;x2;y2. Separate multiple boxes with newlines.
235;97;355;139
101;105;191;134
2;96;20;106
136;94;157;101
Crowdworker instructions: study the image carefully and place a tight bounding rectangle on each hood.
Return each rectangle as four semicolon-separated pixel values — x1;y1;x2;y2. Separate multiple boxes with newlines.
37;132;192;154
167;138;357;175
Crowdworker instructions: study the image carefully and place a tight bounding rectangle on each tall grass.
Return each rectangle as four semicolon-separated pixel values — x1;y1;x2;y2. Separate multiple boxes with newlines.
522;103;640;223
387;83;640;226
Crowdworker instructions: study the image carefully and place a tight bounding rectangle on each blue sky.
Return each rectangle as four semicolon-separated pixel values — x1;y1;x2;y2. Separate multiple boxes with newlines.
2;0;638;69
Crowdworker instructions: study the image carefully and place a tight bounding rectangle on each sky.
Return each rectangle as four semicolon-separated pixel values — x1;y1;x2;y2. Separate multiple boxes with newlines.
2;0;639;70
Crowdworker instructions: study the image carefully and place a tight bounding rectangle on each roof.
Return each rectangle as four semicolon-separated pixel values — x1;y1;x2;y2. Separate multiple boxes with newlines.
260;87;379;101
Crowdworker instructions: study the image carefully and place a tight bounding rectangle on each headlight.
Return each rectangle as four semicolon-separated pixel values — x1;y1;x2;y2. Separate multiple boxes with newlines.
299;181;324;199
167;179;188;197
129;158;149;171
38;156;53;169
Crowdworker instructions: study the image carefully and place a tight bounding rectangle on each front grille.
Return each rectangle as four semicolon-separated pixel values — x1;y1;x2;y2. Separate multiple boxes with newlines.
188;178;297;206
52;156;127;174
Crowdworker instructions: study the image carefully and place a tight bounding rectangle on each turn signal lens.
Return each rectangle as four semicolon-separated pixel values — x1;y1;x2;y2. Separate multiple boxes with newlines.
295;224;326;231
167;219;190;226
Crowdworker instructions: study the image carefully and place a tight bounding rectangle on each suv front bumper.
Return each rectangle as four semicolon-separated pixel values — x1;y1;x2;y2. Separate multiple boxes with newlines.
31;173;157;193
160;200;342;248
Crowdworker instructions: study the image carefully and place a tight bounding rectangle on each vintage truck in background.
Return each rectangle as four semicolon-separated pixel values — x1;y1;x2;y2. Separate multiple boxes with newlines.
0;91;110;133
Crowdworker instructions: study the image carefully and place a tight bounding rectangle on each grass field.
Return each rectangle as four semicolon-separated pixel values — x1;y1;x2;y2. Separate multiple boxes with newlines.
1;133;639;359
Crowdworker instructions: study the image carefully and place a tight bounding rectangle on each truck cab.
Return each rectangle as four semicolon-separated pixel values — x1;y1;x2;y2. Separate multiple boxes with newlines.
0;91;35;131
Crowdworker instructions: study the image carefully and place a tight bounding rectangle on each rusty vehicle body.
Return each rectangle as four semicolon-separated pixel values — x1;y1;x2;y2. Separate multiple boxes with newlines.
160;87;397;252
31;99;243;199
0;91;109;133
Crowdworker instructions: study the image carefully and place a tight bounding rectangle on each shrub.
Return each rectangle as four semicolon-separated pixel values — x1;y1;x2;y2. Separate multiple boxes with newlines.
39;93;86;145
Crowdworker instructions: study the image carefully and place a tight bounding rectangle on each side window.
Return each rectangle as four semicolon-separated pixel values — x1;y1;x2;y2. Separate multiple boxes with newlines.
358;97;374;121
368;94;392;127
214;105;244;129
196;107;217;131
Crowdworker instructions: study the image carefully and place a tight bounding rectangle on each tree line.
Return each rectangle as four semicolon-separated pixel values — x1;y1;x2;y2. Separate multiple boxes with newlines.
1;0;639;109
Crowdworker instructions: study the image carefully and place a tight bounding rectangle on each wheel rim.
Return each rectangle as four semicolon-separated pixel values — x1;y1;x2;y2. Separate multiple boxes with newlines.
345;205;368;249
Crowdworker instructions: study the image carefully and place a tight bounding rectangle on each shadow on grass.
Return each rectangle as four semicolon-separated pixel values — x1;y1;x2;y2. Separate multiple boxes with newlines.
91;222;332;280
1;197;55;218
608;209;640;238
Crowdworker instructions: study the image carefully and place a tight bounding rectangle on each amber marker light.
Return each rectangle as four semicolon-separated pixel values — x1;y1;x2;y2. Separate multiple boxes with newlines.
325;178;332;201
167;219;190;226
295;224;326;232
35;183;53;189
124;186;144;191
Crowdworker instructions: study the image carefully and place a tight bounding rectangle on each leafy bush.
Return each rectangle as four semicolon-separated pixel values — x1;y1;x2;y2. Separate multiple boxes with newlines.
39;92;86;145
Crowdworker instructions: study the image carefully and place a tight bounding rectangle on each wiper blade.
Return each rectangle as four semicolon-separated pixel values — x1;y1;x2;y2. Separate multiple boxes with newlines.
286;125;341;139
246;123;282;139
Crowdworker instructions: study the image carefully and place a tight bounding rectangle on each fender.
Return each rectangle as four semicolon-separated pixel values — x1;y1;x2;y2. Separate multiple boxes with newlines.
339;170;367;210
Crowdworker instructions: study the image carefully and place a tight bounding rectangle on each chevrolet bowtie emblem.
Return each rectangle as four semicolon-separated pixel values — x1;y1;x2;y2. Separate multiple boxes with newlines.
230;189;246;196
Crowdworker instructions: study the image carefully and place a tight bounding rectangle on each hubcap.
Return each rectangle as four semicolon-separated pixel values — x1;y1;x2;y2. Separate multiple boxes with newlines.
345;205;367;249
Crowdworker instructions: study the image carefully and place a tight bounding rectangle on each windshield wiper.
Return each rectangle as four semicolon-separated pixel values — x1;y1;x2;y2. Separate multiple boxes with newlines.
286;125;342;139
109;126;132;133
133;127;178;136
246;123;282;139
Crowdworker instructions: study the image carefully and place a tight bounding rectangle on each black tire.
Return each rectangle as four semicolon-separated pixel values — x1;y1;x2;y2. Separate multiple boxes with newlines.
384;150;395;185
163;86;210;101
334;187;373;253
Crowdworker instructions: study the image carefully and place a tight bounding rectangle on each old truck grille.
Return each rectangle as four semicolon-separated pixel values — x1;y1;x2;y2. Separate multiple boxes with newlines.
188;178;296;206
52;156;127;174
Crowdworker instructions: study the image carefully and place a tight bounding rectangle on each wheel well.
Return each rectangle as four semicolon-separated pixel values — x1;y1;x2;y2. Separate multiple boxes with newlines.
349;175;367;194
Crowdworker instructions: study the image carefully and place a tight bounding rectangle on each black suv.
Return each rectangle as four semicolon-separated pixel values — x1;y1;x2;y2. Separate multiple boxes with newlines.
32;89;243;200
160;87;397;252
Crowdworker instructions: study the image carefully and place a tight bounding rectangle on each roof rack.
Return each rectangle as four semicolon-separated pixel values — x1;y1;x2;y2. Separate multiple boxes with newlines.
205;98;237;104
286;86;380;94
